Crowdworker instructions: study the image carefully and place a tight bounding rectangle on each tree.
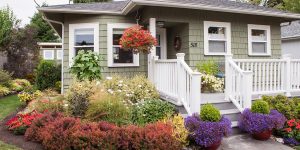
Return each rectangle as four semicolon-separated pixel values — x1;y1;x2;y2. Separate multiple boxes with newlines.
282;0;300;13
72;0;111;3
29;12;59;42
0;7;18;51
3;26;40;78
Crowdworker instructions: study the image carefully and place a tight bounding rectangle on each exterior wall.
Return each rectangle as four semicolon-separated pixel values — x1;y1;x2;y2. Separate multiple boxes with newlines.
0;52;7;69
61;7;284;90
63;14;147;90
142;7;282;69
282;38;300;58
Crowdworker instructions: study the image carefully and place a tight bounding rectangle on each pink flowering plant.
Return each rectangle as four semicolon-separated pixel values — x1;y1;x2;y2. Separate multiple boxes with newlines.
281;119;300;146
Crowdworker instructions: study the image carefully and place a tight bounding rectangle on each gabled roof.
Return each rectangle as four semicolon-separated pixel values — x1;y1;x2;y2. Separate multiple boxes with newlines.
282;21;300;39
38;0;300;20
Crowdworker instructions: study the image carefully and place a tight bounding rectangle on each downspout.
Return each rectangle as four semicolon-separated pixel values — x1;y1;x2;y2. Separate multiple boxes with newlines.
42;15;65;94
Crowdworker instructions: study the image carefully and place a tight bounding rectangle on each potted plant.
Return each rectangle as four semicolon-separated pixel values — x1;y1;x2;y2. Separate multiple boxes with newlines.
238;100;286;140
119;25;157;54
185;104;231;150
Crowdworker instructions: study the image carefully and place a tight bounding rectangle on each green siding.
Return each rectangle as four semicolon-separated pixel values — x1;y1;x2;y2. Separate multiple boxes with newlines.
62;7;284;90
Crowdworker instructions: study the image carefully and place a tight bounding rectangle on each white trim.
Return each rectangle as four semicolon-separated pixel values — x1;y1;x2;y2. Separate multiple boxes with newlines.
248;24;271;56
156;28;167;59
69;23;99;66
204;21;231;56
56;50;62;60
43;50;55;60
38;42;62;46
107;23;139;67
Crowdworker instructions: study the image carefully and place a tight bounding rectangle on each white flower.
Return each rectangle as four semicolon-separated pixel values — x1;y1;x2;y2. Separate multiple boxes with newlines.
107;89;114;94
118;84;123;87
119;80;123;83
138;85;142;88
117;90;122;92
106;76;112;80
64;104;69;107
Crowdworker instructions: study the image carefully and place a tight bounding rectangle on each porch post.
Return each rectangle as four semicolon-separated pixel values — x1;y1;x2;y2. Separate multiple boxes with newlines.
282;54;291;97
225;55;232;101
148;18;156;82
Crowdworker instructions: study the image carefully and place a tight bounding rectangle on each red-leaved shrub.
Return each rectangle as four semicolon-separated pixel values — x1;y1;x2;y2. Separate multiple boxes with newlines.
25;111;64;142
39;117;81;150
5;111;43;135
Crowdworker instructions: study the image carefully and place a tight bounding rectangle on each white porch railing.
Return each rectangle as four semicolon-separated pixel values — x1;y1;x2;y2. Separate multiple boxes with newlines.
151;53;201;115
227;54;300;112
225;55;253;112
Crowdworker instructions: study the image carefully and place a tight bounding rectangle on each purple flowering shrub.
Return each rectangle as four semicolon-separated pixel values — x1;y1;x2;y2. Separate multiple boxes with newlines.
184;114;232;147
283;137;300;146
238;109;286;134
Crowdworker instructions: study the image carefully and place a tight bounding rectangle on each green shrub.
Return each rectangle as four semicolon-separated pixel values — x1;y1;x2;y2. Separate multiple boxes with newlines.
85;91;131;125
70;50;103;81
261;95;300;119
0;69;12;87
131;99;175;125
200;104;221;122
65;80;97;117
55;81;61;93
103;75;159;105
35;60;61;90
0;85;10;97
196;60;219;75
251;100;270;114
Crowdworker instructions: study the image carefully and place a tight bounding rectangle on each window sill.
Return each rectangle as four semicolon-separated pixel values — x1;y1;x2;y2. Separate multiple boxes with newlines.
248;53;271;56
204;52;231;56
108;63;140;68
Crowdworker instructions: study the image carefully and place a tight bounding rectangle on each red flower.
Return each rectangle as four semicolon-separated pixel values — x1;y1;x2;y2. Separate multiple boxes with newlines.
287;119;296;127
285;128;292;132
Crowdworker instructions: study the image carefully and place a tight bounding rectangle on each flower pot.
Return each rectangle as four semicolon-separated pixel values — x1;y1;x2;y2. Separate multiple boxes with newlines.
203;140;222;150
252;130;272;141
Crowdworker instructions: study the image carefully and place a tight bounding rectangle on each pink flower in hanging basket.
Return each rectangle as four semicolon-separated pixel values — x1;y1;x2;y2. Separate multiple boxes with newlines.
119;25;157;54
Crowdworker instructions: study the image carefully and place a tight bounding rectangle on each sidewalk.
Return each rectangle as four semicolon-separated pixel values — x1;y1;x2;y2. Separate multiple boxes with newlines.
220;134;293;150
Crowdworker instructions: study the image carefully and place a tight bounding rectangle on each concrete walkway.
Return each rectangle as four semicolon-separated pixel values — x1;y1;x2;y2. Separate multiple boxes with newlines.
219;134;293;150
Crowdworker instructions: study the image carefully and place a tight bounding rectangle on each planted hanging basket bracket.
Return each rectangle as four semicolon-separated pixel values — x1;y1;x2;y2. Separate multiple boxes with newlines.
119;25;157;54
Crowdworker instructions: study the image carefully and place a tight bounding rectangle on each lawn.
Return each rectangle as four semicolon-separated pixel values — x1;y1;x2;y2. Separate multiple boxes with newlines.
0;95;23;120
0;95;23;150
0;141;20;150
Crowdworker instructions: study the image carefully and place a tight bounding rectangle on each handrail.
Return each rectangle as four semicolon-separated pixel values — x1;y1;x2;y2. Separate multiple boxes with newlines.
152;53;201;115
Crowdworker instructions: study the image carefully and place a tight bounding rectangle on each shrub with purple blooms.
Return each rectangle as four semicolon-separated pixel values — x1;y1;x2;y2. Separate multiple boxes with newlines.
185;114;232;147
238;109;286;134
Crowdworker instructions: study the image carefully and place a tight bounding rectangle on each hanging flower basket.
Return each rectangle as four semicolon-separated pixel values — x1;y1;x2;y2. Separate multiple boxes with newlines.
119;25;157;54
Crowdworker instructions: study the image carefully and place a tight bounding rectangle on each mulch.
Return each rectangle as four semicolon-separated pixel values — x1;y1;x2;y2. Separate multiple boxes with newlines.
0;109;43;150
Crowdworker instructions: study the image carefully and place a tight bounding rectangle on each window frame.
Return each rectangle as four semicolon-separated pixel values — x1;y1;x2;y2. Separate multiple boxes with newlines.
248;24;271;56
107;23;139;67
43;50;54;60
69;23;99;66
204;21;231;56
56;50;62;60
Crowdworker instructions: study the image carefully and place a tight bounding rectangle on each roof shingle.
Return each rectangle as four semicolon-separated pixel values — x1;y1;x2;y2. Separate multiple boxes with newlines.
282;21;300;38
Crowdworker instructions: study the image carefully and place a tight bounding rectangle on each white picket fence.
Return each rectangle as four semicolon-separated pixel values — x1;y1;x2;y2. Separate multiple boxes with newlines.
151;53;201;115
227;55;300;112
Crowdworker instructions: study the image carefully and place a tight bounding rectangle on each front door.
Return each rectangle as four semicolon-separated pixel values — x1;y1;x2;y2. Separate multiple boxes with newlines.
156;28;167;59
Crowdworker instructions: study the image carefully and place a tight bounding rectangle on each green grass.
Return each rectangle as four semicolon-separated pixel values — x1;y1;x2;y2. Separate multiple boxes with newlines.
0;95;23;121
0;141;20;150
0;95;23;149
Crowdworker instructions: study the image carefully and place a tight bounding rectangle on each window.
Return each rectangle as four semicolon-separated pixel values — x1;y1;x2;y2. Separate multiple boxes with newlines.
43;50;54;60
248;24;271;56
69;23;99;66
57;50;62;60
107;23;139;67
204;21;231;55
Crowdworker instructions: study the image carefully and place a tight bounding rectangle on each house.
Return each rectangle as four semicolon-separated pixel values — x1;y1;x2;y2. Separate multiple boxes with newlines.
0;52;7;70
38;0;300;118
281;21;300;58
38;42;63;63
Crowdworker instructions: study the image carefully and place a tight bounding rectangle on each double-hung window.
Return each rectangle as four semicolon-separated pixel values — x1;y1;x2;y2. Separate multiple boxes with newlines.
248;24;271;56
69;23;99;66
107;23;139;67
204;21;231;55
43;50;54;60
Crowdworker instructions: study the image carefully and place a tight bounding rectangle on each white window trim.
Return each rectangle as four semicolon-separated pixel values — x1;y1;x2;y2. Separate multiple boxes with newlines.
43;50;54;60
204;21;231;56
56;50;62;60
107;23;139;67
248;24;271;56
69;23;99;66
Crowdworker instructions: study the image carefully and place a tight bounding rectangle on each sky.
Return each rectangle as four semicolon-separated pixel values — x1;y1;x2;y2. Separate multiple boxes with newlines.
0;0;70;26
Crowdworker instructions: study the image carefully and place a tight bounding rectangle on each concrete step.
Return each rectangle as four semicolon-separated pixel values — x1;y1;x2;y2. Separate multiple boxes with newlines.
212;102;237;110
